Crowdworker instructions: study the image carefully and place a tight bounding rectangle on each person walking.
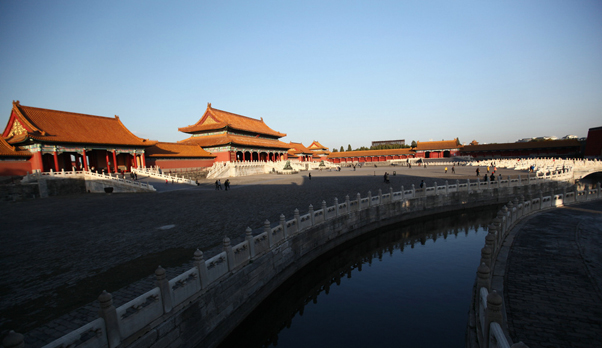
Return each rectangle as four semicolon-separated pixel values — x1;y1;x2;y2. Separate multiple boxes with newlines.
224;179;230;191
445;167;448;173
476;168;480;177
309;173;312;180
452;165;455;174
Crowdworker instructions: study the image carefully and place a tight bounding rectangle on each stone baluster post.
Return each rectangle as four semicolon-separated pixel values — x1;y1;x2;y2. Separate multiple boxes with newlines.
309;205;315;225
476;262;491;292
224;236;235;270
401;185;405;200
389;187;393;202
321;200;327;216
280;214;288;238
334;197;339;216
264;220;273;246
434;182;438;195
345;195;350;213
598;182;601;199
1;331;24;348
194;249;210;288
294;209;300;229
485;290;504;348
476;178;480;191
480;246;492;269
368;191;372;206
507;201;514;224
411;184;415;197
467;179;470;192
357;193;362;211
539;191;543;210
562;186;567;203
527;172;530;185
445;180;449;195
155;267;173;313
378;189;382;204
487;223;497;245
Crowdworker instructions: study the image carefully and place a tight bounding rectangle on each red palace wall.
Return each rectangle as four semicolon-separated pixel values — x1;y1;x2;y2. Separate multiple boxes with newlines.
146;158;215;169
0;160;32;176
585;127;602;158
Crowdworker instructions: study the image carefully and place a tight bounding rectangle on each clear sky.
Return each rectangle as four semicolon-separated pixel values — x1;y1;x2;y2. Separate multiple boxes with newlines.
1;0;601;150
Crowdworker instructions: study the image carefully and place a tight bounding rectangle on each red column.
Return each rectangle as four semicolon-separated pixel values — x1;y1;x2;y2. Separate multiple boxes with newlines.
53;151;59;171
112;150;118;173
32;151;43;172
141;153;146;168
82;149;88;171
132;154;138;169
105;152;110;172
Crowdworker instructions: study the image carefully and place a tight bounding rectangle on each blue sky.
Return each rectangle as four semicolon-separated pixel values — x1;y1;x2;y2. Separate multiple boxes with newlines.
1;0;600;149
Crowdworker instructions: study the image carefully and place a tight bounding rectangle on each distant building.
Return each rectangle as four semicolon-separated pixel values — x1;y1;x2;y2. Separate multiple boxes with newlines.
371;139;405;147
584;126;602;158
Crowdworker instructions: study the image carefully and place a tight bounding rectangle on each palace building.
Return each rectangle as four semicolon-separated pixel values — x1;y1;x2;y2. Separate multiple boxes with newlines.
144;142;216;169
307;140;330;161
2;101;157;174
413;139;461;158
178;103;290;162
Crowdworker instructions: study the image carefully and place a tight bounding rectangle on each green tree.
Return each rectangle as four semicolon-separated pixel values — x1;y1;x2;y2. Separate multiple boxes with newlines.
340;146;344;152
347;144;352;151
332;148;338;152
411;140;417;148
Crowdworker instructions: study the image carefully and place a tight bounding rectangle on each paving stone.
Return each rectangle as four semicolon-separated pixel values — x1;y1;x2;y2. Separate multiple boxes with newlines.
505;200;602;347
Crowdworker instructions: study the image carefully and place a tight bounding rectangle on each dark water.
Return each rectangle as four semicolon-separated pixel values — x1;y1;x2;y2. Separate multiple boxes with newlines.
218;206;499;348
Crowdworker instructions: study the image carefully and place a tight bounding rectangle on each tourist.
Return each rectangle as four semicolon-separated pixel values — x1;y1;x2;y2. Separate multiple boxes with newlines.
309;173;312;180
487;166;490;173
490;173;495;181
224;179;230;191
215;180;220;190
134;173;137;180
452;165;455;174
476;168;480;177
420;180;424;188
445;167;448;173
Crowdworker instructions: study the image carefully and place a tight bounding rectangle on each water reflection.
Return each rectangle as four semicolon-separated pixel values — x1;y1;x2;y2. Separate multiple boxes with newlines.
217;206;500;348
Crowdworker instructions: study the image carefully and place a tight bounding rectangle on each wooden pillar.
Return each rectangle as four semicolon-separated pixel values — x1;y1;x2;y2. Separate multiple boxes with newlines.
32;150;43;172
105;152;110;172
82;149;88;171
141;153;146;168
53;151;59;172
112;150;118;173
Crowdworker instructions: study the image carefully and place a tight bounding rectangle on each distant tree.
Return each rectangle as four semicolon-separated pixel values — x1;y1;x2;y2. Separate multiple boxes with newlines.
347;144;352;151
411;140;417;148
456;138;461;146
355;146;369;151
340;146;344;152
332;148;338;152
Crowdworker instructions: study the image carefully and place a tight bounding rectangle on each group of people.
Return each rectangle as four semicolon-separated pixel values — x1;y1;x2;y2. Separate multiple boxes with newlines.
215;179;231;190
444;165;455;174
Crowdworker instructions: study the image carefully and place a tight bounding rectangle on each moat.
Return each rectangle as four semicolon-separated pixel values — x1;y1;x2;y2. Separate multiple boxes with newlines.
219;206;499;348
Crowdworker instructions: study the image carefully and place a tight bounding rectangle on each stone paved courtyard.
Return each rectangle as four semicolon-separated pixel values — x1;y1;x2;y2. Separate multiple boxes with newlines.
0;164;529;346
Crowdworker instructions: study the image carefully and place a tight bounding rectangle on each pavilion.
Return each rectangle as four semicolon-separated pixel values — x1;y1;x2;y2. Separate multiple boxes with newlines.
2;101;157;174
178;103;290;162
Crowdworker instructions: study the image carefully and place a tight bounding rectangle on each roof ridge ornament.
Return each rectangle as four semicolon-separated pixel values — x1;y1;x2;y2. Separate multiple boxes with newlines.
208;102;212;108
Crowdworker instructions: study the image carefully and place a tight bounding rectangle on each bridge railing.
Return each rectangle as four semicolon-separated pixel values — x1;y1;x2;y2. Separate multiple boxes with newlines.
12;177;602;348
470;183;602;348
132;167;197;186
22;169;156;191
